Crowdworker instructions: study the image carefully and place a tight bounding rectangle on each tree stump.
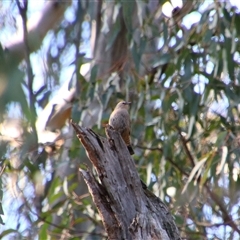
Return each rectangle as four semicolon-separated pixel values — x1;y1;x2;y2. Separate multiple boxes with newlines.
71;121;181;240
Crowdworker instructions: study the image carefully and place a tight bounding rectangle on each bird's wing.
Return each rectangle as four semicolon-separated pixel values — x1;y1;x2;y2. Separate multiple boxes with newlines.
109;109;130;132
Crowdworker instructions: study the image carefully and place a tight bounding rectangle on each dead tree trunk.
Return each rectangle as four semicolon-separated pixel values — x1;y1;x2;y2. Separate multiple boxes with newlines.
71;121;181;240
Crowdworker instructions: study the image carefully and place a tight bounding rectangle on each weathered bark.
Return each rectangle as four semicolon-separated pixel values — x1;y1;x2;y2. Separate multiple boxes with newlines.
71;121;181;240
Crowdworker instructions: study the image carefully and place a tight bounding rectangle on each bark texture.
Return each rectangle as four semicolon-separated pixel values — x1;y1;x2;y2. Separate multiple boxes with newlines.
71;121;181;240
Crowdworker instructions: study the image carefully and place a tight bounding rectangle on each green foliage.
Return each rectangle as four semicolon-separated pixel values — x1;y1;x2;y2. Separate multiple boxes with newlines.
0;44;27;121
1;1;240;239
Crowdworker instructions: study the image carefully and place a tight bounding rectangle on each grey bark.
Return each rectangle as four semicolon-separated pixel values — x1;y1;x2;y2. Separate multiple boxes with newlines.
72;121;181;240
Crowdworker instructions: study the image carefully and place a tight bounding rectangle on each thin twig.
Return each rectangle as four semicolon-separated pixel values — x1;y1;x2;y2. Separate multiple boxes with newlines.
205;184;240;234
136;145;189;177
176;127;195;167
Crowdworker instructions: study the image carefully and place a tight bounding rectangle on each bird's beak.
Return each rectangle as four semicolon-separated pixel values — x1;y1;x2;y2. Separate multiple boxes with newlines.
127;102;131;105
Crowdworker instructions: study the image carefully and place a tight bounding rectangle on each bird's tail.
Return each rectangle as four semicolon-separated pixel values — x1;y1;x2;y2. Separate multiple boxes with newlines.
127;145;135;155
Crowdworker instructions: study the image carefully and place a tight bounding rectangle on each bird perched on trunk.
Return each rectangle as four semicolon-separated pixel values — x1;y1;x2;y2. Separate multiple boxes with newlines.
107;101;134;155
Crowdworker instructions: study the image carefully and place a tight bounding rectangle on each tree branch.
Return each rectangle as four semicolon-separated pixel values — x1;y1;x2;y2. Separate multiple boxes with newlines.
6;0;71;65
205;184;240;234
71;121;181;240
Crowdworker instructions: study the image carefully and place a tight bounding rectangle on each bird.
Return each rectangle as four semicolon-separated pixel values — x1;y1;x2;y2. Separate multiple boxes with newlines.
108;101;134;155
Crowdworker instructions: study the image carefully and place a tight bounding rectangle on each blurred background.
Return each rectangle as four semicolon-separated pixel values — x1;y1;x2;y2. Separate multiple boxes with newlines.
0;0;240;239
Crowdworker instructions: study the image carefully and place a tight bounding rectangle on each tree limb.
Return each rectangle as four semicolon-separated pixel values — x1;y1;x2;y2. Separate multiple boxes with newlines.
5;0;71;64
71;121;181;240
